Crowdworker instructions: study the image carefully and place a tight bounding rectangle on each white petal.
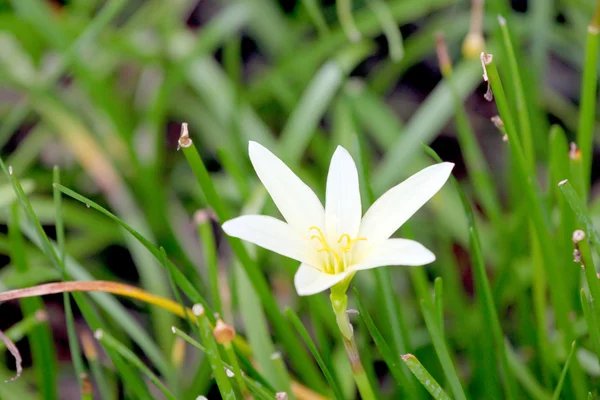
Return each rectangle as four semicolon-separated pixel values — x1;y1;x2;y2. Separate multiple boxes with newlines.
294;263;350;296
325;146;361;242
249;141;324;233
222;215;317;265
359;163;453;241
351;238;435;271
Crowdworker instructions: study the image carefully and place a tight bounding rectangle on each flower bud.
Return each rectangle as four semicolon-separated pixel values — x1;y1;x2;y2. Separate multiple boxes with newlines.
213;319;235;344
462;32;485;60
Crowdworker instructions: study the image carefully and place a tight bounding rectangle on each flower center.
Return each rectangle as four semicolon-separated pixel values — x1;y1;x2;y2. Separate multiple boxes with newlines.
309;226;366;274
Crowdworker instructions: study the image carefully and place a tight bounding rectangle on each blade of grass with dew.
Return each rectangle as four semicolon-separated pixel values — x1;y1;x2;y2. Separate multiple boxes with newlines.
54;167;87;390
424;144;519;399
559;180;600;262
553;342;577;400
54;184;213;314
95;329;176;400
401;354;451;400
285;308;345;400
354;288;418;397
8;203;57;399
178;129;326;388
279;41;374;163
81;330;114;400
576;5;600;198
576;231;600;328
4;167;173;380
172;327;276;400
20;92;177;352
193;306;237;400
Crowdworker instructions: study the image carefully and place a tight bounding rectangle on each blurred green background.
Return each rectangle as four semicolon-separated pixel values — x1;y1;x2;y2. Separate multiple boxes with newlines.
1;0;600;399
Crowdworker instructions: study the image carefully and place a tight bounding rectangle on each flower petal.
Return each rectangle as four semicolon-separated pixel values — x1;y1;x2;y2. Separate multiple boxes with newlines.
249;141;324;233
222;215;318;265
358;163;453;241
294;263;350;296
351;238;435;271
325;146;362;242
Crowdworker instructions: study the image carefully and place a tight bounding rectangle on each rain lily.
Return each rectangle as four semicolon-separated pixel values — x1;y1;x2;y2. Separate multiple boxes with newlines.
222;142;453;297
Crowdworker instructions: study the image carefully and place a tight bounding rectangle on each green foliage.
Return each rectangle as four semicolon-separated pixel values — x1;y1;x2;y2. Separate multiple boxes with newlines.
1;0;600;399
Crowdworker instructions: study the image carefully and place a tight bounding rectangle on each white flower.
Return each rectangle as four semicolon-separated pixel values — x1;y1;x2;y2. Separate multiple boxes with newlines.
222;142;454;296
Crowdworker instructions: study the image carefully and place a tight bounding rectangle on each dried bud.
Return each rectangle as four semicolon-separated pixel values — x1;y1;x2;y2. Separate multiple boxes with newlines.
569;142;582;160
34;309;48;322
574;248;582;264
194;209;216;225
462;32;485;60
81;373;92;396
178;123;192;149
213;319;235;344
573;230;586;243
491;116;504;129
435;32;452;76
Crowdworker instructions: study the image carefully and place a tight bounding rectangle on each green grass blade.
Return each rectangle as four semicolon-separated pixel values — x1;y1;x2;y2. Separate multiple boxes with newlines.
301;0;330;37
172;327;276;400
419;297;467;400
559;180;600;262
95;329;176;400
193;306;237;400
53;167;87;389
497;16;535;168
424;144;518;399
354;288;418;396
374;59;481;192
8;203;57;400
401;354;451;400
553;342;577;400
505;341;553;400
279;42;373;163
285;308;345;400
576;11;600;198
54;183;212;313
367;0;404;61
235;264;289;392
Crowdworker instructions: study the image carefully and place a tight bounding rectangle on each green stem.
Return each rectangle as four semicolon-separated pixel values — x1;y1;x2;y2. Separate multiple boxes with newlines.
330;286;376;400
342;334;376;400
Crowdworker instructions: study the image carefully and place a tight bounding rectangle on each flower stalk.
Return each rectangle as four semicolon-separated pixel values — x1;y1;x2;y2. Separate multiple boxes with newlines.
330;284;376;400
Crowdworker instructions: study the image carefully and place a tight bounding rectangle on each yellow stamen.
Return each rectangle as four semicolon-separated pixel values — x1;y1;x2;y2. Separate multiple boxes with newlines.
338;234;366;252
309;227;367;274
